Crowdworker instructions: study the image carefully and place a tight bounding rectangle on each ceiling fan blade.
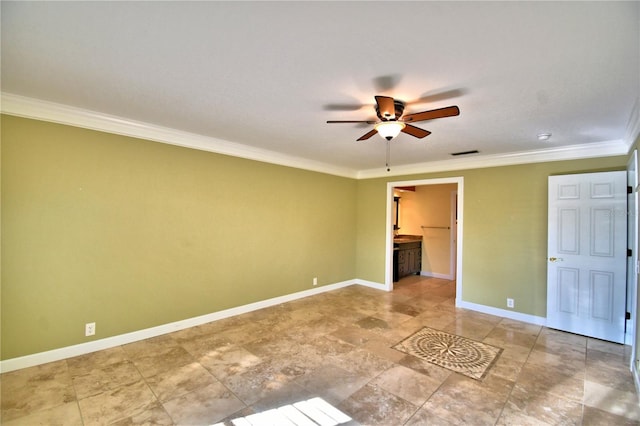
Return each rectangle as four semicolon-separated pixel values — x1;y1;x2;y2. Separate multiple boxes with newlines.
401;124;431;139
401;105;460;123
357;129;378;141
375;95;396;120
411;88;467;105
372;74;402;92
327;120;377;124
323;103;364;111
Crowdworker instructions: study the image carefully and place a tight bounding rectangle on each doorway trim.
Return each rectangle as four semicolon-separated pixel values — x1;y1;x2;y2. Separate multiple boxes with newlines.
628;150;639;378
385;177;464;307
450;190;458;280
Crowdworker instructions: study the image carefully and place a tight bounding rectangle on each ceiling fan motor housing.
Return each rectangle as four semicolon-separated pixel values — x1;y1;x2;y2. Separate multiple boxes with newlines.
376;100;405;121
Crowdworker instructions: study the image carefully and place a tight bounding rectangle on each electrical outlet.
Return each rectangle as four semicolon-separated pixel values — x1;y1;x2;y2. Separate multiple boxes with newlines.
313;277;318;286
85;322;96;336
507;298;514;309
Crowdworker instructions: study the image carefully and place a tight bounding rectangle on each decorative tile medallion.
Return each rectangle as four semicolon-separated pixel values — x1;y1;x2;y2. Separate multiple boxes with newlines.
393;327;502;380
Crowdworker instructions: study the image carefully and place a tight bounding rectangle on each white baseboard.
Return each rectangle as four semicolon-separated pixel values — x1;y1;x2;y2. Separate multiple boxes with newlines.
353;279;387;291
420;271;454;280
0;279;356;373
456;299;547;326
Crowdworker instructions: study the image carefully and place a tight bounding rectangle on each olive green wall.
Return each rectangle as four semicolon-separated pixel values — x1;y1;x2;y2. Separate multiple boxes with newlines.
355;157;627;318
1;115;357;359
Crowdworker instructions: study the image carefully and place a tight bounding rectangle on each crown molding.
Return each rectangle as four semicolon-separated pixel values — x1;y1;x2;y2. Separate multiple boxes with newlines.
2;93;632;181
0;93;358;179
625;96;640;149
356;139;629;179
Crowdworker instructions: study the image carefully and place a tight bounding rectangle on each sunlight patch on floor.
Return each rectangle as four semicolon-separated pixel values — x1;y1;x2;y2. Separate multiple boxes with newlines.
214;397;352;426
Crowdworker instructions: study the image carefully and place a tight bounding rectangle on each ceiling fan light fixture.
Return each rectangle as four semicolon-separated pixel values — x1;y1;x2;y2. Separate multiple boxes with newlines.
375;121;405;141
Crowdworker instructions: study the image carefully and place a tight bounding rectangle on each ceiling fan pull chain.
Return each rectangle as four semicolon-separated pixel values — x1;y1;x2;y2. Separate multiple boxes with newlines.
386;140;391;172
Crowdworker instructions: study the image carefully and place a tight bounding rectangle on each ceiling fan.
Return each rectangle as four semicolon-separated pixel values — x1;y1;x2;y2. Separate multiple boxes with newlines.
327;95;460;141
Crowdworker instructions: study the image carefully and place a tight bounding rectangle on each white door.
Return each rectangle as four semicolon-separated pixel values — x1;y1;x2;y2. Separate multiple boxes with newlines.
547;171;627;344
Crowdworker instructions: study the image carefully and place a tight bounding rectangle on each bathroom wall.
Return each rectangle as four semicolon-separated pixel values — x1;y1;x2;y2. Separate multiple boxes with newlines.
395;184;457;278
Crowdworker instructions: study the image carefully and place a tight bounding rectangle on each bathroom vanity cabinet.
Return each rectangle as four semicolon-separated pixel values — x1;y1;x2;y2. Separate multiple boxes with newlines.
393;237;422;281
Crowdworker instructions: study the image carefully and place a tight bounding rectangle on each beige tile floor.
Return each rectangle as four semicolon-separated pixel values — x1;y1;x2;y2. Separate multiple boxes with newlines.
1;276;639;425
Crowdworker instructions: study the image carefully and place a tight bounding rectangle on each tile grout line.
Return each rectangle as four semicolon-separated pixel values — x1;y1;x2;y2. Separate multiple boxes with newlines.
66;359;87;426
133;348;177;426
491;320;543;425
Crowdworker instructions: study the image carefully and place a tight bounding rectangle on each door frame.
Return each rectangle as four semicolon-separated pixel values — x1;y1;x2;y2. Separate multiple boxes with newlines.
450;190;458;280
385;177;464;306
628;150;639;370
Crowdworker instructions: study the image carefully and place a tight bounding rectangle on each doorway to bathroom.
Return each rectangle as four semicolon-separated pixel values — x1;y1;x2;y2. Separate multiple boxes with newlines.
385;177;463;307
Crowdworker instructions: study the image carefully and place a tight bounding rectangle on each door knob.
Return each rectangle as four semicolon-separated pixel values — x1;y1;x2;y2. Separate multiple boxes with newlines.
549;257;564;262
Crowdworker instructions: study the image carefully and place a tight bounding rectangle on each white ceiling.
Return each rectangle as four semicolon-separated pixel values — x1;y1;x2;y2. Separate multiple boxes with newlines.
2;1;639;177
